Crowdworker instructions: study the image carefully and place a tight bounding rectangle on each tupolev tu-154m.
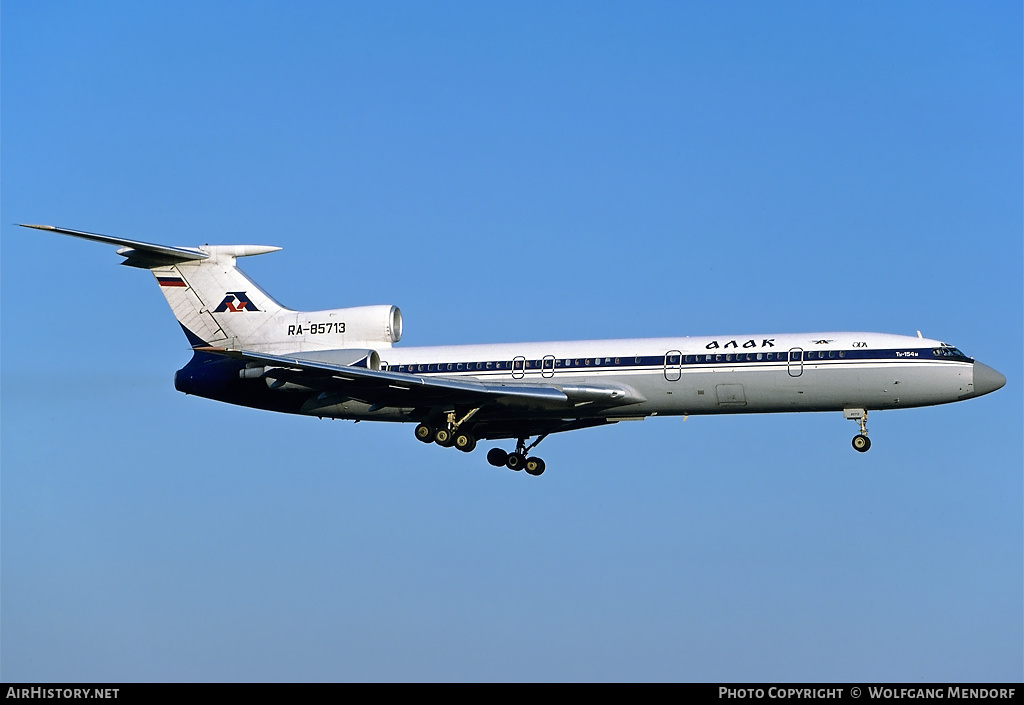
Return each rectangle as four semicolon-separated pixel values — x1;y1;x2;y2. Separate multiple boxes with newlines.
20;224;1006;476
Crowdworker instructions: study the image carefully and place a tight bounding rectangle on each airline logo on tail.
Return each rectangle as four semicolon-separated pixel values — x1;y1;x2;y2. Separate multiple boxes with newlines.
213;292;260;313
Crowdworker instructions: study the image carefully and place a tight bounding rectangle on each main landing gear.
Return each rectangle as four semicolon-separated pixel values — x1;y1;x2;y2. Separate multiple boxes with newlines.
415;421;548;476
415;408;481;455
844;408;871;453
486;436;547;476
414;421;477;453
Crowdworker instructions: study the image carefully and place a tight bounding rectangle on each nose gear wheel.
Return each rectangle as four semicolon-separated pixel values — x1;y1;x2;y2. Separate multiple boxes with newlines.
846;409;871;453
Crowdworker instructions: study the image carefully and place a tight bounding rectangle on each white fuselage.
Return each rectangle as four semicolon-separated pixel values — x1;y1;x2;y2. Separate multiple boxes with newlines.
306;331;978;422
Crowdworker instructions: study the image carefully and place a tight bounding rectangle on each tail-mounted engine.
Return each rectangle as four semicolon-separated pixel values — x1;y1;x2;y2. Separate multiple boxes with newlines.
280;304;402;349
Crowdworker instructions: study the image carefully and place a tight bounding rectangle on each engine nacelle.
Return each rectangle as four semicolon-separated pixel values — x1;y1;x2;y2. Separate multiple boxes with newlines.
282;305;402;347
341;305;402;345
283;348;382;370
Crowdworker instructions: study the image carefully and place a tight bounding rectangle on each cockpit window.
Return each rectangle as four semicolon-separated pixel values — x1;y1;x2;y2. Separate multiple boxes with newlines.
932;346;970;361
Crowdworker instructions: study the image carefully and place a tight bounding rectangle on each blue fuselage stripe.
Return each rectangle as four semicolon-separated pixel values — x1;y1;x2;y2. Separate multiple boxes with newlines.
384;348;970;375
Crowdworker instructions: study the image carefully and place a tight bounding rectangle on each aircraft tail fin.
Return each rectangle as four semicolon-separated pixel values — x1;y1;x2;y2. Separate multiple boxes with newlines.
149;246;288;348
20;224;288;348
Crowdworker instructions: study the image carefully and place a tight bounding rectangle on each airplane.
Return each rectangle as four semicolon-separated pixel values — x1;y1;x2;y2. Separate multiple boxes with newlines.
19;224;1006;476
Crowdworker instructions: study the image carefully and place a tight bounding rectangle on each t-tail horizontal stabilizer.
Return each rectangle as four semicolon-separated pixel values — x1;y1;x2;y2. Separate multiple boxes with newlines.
18;224;282;268
19;223;209;267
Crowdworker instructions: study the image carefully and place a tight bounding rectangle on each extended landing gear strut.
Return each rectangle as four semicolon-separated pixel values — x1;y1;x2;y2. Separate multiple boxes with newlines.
486;435;548;476
415;418;478;454
844;408;871;453
414;415;549;475
415;408;480;454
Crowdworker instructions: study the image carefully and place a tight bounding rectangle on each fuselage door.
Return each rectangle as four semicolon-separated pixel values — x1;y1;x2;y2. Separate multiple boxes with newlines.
664;350;682;381
512;356;526;379
541;355;555;378
788;348;804;377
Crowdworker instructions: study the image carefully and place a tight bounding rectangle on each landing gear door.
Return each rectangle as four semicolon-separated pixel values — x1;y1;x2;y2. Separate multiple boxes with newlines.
788;348;803;377
664;350;682;381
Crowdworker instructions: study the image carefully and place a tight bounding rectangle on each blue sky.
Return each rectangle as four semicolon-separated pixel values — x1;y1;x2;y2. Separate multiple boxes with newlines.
2;1;1021;682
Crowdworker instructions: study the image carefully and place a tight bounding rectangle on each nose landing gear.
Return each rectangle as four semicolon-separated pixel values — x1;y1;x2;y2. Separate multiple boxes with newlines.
844;408;871;452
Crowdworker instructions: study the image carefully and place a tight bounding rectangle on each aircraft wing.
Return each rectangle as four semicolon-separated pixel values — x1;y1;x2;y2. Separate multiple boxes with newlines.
198;347;645;409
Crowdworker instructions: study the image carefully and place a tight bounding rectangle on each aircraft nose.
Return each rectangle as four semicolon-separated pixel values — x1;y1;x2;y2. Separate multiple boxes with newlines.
973;361;1006;397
